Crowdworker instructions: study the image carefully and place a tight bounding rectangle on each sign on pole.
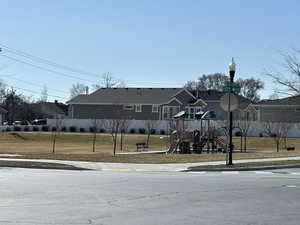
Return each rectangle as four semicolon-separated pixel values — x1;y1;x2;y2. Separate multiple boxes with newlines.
222;82;241;94
220;93;239;112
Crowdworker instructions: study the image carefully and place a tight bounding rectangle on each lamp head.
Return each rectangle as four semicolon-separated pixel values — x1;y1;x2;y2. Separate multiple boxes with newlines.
229;58;236;79
228;58;236;72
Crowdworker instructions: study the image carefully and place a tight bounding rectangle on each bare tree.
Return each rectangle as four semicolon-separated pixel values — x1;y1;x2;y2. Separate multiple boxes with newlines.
266;48;300;96
70;83;87;98
104;117;126;155
185;73;228;91
235;78;264;102
282;123;293;149
101;72;119;88
144;120;158;147
120;119;130;151
52;116;62;154
235;111;253;152
263;121;292;152
93;72;126;90
184;73;264;102
91;119;103;152
0;79;6;103
39;84;48;102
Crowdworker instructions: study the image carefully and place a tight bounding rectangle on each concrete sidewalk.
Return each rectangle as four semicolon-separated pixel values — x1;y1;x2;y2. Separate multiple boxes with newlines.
0;156;300;172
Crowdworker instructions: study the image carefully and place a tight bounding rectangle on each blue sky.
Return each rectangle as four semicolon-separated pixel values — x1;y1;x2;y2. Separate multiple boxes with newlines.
0;0;299;102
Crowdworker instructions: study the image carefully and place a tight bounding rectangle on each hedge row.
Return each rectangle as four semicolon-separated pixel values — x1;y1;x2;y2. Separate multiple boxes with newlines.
2;126;167;134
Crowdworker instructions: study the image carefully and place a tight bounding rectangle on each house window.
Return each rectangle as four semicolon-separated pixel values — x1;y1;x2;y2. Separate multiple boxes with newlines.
152;104;159;113
185;107;195;119
190;108;195;119
163;106;169;119
123;105;134;110
196;107;202;113
135;104;142;112
162;106;180;119
184;107;202;120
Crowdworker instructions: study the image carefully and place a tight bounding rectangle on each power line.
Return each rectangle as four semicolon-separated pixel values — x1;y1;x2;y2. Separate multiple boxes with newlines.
0;54;98;84
0;74;70;95
0;42;100;78
6;84;68;100
0;42;186;87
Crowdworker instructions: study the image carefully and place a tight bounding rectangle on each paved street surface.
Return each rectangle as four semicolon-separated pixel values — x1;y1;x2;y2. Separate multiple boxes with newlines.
0;168;300;225
1;156;300;171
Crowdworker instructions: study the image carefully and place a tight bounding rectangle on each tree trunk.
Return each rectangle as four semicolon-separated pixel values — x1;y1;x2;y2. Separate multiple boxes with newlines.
52;132;57;154
240;135;243;153
146;133;150;147
113;141;117;155
92;131;96;152
113;133;117;156
276;141;279;152
120;132;123;151
243;135;247;152
284;137;287;149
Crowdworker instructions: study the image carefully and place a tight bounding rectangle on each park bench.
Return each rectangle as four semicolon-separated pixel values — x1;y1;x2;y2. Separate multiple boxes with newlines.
136;142;148;151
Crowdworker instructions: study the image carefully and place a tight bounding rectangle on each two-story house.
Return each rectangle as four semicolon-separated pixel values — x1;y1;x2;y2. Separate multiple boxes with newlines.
67;88;252;120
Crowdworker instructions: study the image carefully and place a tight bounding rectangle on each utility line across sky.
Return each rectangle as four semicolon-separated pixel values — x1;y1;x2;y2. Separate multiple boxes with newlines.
0;42;100;78
5;84;68;101
0;54;98;84
0;42;184;87
0;74;70;95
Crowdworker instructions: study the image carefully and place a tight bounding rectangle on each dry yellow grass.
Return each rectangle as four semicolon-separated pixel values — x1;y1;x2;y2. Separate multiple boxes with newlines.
0;132;299;163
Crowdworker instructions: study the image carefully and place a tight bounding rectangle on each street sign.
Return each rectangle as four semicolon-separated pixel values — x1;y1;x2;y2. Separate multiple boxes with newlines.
220;93;239;112
222;81;241;93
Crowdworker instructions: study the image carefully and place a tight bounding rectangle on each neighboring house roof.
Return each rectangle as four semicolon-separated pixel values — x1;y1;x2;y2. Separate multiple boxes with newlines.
67;88;189;105
31;102;68;117
254;95;300;106
191;90;252;110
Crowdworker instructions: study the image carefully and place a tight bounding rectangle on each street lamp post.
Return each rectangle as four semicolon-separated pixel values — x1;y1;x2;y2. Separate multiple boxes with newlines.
227;58;236;165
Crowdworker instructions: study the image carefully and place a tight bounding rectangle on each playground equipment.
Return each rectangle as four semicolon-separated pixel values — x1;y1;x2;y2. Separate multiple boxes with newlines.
167;110;228;154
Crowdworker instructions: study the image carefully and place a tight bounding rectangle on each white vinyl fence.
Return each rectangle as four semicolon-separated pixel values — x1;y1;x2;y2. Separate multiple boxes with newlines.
45;119;300;138
1;119;300;138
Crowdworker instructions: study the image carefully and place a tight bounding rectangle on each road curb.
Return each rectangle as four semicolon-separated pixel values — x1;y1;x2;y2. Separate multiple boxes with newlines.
185;164;300;172
0;164;91;171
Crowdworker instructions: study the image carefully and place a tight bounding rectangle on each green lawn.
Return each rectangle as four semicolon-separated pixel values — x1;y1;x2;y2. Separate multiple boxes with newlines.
188;160;300;170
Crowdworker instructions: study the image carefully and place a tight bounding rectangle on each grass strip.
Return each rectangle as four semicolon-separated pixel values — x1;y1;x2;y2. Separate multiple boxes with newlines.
0;160;86;170
189;160;300;170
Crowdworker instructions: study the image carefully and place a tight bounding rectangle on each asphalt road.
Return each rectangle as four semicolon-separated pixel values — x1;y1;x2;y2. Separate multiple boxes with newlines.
0;168;300;225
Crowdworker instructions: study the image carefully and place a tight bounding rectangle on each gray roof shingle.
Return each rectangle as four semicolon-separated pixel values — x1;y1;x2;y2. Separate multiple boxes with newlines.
256;95;300;106
67;88;185;105
192;90;252;109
